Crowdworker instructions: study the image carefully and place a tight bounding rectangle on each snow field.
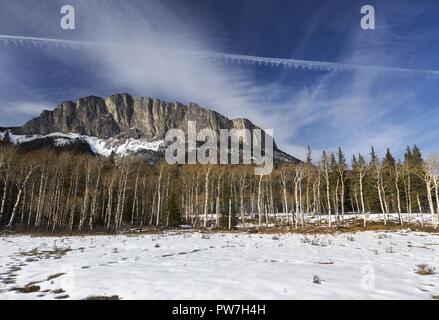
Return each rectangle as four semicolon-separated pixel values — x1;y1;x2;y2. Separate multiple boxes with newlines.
0;230;438;300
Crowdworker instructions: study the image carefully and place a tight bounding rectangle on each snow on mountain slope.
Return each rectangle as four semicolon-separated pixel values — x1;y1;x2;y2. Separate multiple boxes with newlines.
1;131;165;157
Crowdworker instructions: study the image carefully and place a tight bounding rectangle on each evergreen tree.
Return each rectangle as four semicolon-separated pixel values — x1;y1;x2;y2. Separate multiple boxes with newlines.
404;146;412;164
412;145;423;165
410;145;426;208
306;145;312;165
382;148;396;212
383;148;395;167
337;147;347;213
337;147;346;170
370;146;379;166
329;153;339;193
365;147;380;212
352;154;358;169
166;192;181;228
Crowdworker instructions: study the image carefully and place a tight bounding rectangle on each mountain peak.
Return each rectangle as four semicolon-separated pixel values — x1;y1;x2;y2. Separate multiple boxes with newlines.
11;93;299;162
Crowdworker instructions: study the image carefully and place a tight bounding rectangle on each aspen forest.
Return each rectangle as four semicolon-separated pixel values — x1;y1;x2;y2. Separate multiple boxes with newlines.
1;140;438;232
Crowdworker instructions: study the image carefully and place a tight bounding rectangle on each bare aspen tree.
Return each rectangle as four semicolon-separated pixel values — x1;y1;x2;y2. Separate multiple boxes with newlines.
423;155;439;228
394;162;403;225
79;160;92;231
417;160;436;226
203;165;211;228
279;164;290;218
8;165;35;227
356;155;368;227
374;161;387;223
319;151;332;227
337;147;346;221
156;164;164;227
0;149;13;222
402;162;413;223
238;169;247;224
257;174;263;228
89;160;102;231
131;165;140;225
417;194;424;227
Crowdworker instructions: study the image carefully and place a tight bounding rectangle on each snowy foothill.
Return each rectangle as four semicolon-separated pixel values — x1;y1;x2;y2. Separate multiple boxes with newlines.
0;131;165;157
0;230;438;300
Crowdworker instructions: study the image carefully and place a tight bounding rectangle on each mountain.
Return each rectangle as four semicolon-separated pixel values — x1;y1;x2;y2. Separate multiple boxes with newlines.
5;93;299;163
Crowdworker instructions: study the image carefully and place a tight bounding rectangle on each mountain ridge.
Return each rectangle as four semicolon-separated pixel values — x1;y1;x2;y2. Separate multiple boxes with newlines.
8;93;299;163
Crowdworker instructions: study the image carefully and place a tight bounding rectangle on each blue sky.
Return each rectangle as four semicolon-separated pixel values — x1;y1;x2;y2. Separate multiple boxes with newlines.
1;0;439;161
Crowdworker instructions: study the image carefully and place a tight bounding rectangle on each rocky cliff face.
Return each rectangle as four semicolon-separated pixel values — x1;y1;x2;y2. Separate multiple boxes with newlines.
17;93;262;139
13;93;299;162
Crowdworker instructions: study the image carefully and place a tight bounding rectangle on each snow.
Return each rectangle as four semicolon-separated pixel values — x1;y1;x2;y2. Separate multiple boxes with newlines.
1;230;438;300
0;131;165;157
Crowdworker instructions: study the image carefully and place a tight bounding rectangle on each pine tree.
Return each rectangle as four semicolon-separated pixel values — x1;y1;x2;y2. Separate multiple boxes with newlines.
382;148;396;213
166;192;181;228
337;147;347;217
337;147;346;169
365;147;380;212
306;145;312;165
370;146;379;166
410;145;426;209
412;145;423;164
383;148;395;167
404;146;412;164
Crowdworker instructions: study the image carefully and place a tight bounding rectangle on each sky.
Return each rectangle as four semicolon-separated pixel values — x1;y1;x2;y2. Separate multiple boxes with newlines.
0;0;439;161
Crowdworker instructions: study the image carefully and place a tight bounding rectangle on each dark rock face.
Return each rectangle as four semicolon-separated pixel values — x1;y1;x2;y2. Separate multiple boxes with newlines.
17;93;264;139
14;93;300;163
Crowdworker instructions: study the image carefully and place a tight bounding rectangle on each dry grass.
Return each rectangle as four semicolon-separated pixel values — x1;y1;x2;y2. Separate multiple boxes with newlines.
237;221;439;235
47;273;65;281
14;285;40;293
313;275;322;284
52;288;66;294
415;264;436;275
1;220;438;237
85;295;120;300
19;248;72;259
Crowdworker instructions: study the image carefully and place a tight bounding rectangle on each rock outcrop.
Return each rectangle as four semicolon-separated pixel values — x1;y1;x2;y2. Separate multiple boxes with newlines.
13;93;299;163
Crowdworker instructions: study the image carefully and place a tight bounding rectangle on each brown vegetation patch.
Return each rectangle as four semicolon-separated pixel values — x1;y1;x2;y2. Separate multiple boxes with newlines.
1;221;438;238
313;275;322;284
317;261;334;265
14;285;40;293
19;248;72;259
52;288;66;294
85;295;121;300
241;221;439;235
415;264;436;275
47;273;65;281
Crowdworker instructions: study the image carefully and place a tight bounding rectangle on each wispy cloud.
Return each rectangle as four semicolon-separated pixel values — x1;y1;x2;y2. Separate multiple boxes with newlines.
0;0;438;162
2;34;439;78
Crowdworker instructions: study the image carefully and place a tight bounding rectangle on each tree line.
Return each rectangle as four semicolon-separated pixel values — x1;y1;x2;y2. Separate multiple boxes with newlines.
0;141;438;232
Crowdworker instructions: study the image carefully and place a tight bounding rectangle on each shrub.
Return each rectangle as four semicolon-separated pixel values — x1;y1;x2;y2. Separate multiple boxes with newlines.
313;275;322;284
166;192;182;228
415;264;436;275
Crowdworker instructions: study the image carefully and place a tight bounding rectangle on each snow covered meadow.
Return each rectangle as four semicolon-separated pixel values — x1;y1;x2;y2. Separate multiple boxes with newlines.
1;230;438;300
